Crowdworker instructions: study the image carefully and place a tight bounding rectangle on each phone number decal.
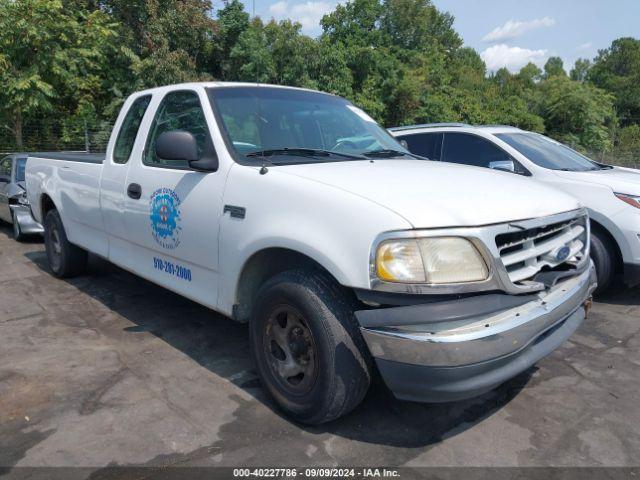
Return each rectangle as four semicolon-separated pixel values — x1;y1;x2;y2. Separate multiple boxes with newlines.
153;257;192;282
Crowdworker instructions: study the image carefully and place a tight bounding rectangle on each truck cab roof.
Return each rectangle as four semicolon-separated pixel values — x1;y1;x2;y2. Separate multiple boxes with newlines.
134;81;337;98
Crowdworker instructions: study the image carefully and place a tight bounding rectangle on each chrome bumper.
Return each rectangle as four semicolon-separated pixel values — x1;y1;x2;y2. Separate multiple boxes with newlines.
9;205;44;235
358;263;597;402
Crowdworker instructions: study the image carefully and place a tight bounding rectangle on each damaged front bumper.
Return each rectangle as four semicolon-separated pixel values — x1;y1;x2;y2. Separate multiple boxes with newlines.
9;204;44;235
355;263;597;403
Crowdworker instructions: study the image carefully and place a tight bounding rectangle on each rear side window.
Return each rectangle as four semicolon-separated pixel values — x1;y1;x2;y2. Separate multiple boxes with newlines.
144;90;212;168
442;133;511;167
113;95;152;164
397;132;441;160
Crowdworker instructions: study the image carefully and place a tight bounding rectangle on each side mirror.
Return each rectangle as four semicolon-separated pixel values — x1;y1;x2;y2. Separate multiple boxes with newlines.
489;160;515;173
155;130;219;172
156;131;199;163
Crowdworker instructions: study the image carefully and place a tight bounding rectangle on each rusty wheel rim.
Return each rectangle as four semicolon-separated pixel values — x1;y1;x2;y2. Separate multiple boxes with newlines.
263;305;318;396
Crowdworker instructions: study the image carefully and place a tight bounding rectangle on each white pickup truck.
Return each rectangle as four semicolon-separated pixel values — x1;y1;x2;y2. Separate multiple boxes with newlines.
27;83;596;424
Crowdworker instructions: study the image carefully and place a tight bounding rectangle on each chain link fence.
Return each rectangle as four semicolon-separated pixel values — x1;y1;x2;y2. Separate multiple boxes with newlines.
585;151;640;170
0;122;112;156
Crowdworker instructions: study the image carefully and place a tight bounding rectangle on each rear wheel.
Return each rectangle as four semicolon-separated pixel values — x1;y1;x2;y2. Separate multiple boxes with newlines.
11;211;25;242
590;230;616;294
250;269;371;425
44;209;87;278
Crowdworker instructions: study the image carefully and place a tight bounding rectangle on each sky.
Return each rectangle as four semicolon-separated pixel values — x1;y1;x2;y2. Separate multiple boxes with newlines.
235;0;640;73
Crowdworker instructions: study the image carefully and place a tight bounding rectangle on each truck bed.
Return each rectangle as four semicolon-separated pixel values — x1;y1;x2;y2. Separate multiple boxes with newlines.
29;152;105;164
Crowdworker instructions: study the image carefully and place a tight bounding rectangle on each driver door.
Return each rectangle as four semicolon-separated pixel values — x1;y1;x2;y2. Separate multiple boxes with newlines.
120;89;227;308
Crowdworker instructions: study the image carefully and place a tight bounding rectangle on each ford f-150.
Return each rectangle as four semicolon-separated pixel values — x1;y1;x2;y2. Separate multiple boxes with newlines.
26;83;596;424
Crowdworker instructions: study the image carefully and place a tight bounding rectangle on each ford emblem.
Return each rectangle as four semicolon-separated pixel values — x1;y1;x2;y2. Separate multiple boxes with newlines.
555;246;571;262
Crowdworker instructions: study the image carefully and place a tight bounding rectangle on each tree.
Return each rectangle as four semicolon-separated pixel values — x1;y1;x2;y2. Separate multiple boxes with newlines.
214;0;250;79
589;37;640;126
543;56;566;78
570;58;591;82
618;124;640;152
0;0;118;148
320;0;385;48
519;63;542;85
380;0;462;53
229;18;276;83
539;76;616;151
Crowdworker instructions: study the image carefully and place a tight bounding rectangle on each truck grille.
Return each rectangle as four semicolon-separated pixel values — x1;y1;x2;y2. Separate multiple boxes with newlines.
495;215;588;284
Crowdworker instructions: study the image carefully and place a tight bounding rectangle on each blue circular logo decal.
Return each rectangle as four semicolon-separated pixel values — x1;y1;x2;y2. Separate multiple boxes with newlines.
150;188;182;250
555;246;571;262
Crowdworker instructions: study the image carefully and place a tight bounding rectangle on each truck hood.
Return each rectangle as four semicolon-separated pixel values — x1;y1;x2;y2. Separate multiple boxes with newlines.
552;166;640;196
277;160;581;228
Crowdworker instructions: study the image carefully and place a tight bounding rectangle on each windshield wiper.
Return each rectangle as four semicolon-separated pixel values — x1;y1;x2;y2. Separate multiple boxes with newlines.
246;148;366;160
361;149;422;159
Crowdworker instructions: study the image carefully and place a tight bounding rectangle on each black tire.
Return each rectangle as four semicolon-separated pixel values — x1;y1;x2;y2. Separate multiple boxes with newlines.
249;269;372;425
590;229;615;294
44;209;87;278
12;210;25;242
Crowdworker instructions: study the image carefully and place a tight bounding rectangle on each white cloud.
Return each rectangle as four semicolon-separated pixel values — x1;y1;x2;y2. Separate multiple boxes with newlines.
268;1;334;34
577;42;593;51
481;44;548;73
482;17;556;43
269;0;288;16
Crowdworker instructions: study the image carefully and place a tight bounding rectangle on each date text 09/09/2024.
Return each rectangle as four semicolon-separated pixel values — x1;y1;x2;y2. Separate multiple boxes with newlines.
153;257;192;282
233;468;400;478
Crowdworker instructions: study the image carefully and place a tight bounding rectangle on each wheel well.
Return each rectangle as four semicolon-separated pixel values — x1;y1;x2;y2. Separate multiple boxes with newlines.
40;194;56;219
233;248;341;322
590;219;623;273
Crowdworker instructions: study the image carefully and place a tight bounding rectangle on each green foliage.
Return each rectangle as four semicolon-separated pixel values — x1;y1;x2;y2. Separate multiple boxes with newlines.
0;0;119;147
589;37;640;126
618;124;640;152
0;0;637;157
544;56;566;78
538;76;616;151
214;0;250;79
570;58;591;82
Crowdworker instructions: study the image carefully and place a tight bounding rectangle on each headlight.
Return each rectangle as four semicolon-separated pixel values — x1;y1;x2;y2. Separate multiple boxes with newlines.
375;237;489;284
615;193;640;209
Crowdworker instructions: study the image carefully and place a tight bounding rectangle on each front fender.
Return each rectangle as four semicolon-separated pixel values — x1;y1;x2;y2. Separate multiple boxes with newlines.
216;165;411;314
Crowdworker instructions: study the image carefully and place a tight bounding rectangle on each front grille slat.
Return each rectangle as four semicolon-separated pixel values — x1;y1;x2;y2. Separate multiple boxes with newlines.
496;216;588;285
501;225;584;267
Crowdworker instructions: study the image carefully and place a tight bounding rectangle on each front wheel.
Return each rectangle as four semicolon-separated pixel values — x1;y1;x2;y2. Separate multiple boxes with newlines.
44;209;87;278
250;269;372;425
590;230;616;295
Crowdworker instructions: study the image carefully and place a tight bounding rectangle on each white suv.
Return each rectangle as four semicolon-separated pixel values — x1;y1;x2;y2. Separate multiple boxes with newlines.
390;124;640;293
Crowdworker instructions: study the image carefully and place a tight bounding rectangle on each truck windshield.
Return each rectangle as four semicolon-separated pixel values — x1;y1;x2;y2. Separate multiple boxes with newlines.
495;132;608;172
207;86;410;164
15;158;26;182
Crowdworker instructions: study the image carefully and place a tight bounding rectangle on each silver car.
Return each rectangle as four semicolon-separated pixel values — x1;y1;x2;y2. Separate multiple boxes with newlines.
0;153;44;241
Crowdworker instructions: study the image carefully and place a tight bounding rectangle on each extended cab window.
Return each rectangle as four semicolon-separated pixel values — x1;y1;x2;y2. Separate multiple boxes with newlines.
113;95;151;164
442;132;529;175
397;133;441;160
144;90;212;168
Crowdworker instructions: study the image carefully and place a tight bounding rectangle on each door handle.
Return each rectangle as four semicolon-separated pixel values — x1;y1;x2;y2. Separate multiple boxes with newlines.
127;183;142;200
